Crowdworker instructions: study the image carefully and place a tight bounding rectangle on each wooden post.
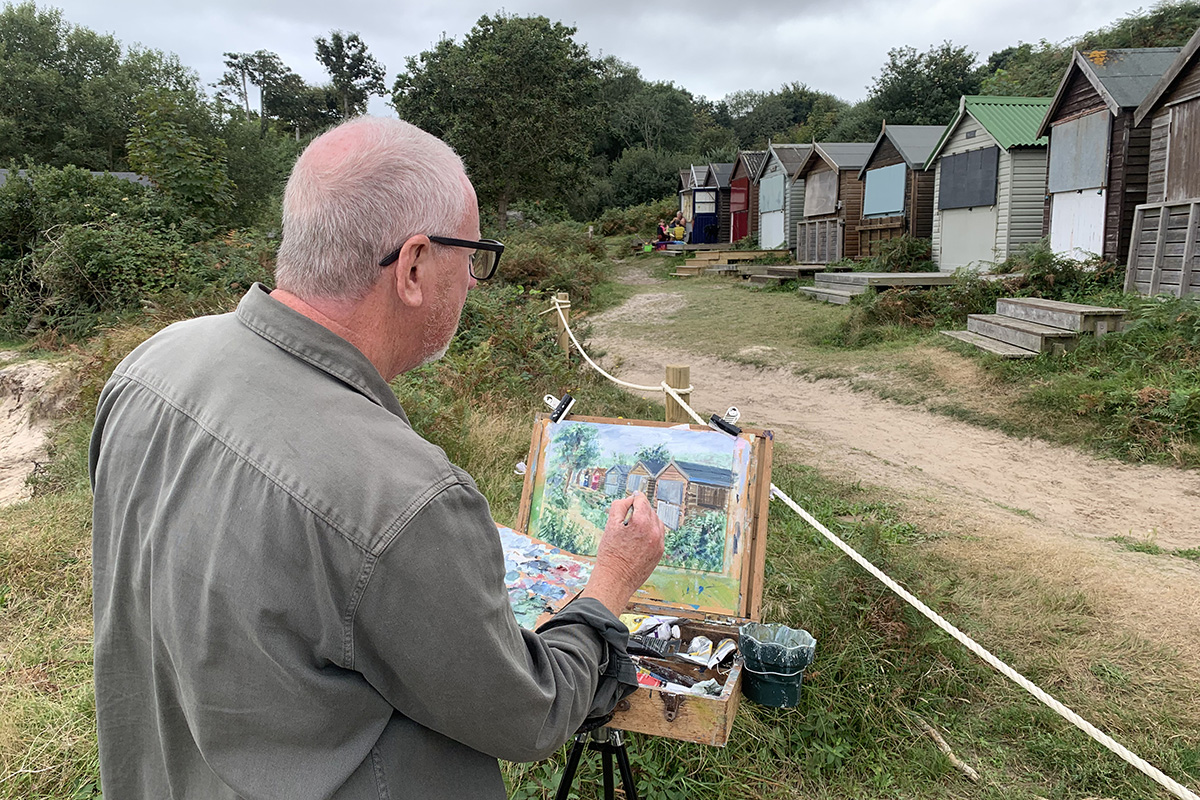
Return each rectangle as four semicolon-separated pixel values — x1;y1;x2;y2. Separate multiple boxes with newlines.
554;292;570;357
664;365;691;424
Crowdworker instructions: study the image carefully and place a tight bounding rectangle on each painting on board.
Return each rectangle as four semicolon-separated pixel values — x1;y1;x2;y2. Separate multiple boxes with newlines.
520;416;763;614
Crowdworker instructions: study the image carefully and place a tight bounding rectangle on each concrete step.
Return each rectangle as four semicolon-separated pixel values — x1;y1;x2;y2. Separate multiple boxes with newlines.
748;275;786;286
815;271;958;288
995;297;1126;335
798;286;855;305
967;314;1079;354
941;330;1038;359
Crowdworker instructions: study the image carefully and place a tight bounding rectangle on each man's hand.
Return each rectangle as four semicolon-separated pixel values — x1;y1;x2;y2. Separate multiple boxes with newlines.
579;492;666;617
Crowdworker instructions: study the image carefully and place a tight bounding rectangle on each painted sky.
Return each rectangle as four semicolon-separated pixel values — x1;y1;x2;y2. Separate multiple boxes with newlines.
48;0;1147;115
548;421;736;466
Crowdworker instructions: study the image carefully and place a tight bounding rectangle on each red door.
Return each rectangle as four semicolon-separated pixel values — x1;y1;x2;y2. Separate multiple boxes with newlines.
730;177;749;242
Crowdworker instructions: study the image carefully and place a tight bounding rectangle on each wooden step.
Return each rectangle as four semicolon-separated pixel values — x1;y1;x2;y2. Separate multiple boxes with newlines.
941;330;1038;358
967;314;1079;354
798;286;855;305
813;276;870;294
704;266;742;275
676;264;708;274
816;271;958;288
748;275;785;286
995;298;1126;335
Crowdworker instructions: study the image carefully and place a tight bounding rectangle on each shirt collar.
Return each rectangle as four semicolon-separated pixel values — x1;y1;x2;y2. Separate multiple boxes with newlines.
235;283;409;424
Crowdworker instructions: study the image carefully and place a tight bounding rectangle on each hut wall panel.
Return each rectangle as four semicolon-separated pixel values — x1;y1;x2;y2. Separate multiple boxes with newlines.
1007;147;1050;255
1112;113;1152;263
995;150;1012;258
718;187;731;243
864;137;904;171
1057;69;1105;119
786;177;806;250
912;169;935;240
931;161;942;264
1166;98;1200;202
841;171;865;258
1148;111;1170;202
1164;63;1200;105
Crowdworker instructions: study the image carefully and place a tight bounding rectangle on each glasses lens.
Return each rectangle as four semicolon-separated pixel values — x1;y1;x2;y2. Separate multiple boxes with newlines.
471;249;497;280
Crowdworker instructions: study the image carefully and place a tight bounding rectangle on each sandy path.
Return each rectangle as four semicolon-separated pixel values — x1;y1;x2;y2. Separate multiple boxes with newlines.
0;358;66;507
586;282;1200;665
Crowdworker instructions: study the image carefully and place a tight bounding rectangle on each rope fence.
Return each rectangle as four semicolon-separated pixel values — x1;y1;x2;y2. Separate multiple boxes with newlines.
546;295;1200;800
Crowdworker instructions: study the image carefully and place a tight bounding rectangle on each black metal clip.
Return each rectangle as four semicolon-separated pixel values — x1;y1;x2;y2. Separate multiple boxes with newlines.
708;413;741;437
544;393;576;423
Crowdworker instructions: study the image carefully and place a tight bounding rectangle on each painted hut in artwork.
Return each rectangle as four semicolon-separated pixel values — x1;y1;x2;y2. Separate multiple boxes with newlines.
701;162;734;244
728;150;766;243
626;458;669;500
1036;47;1180;260
651;460;733;531
926;95;1052;270
603;464;631;496
855;124;944;256
756;143;811;250
1125;27;1200;298
792;142;875;263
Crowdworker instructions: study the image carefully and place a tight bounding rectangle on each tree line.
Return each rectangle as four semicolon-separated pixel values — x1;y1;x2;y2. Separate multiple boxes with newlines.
3;0;1200;233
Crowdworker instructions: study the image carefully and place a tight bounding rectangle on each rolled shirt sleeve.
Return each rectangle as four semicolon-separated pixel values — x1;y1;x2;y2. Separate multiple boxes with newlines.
350;479;632;762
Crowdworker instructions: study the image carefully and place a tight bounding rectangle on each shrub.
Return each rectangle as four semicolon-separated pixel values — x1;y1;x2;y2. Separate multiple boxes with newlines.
854;235;935;272
594;198;677;237
496;221;611;303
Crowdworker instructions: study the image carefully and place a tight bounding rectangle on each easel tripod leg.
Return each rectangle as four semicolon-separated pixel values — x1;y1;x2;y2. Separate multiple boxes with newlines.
602;749;615;800
614;739;640;800
554;735;587;800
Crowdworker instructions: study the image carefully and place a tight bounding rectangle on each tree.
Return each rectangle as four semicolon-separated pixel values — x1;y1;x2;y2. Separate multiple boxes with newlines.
869;42;983;127
608;146;689;207
315;31;385;119
634;444;671;467
554;424;601;491
216;52;255;119
393;14;600;228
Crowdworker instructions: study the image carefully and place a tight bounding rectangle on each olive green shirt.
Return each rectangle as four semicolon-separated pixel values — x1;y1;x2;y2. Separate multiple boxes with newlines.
90;284;628;799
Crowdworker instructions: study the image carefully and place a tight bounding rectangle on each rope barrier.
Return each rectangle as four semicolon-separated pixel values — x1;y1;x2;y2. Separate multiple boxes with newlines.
548;297;1200;800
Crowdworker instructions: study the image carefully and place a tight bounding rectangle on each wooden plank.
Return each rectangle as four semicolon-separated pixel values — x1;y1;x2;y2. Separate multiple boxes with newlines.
995;298;1125;333
797;286;855;304
968;314;1079;353
940;329;1037;358
1179;202;1199;300
1150;204;1170;295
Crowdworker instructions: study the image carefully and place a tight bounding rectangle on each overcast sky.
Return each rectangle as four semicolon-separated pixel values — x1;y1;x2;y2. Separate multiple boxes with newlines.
48;0;1145;112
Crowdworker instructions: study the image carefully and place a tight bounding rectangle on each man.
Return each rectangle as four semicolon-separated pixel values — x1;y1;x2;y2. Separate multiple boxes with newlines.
89;116;665;799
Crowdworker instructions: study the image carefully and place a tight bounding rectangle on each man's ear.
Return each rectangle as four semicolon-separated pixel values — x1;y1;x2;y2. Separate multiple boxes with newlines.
391;235;432;308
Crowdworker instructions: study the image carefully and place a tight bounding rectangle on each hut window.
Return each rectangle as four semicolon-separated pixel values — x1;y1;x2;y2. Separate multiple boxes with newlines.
804;168;838;216
696;485;726;507
863;163;906;217
694;189;717;214
656;479;685;505
938;146;999;210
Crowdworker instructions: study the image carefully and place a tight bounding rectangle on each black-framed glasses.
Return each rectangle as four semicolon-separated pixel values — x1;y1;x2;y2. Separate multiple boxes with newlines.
378;236;505;281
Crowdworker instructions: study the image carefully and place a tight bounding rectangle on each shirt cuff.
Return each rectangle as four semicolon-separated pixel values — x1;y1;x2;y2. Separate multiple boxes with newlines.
536;597;638;719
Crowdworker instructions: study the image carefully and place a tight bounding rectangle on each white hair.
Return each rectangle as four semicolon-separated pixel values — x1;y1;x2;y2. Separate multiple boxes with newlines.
274;116;470;300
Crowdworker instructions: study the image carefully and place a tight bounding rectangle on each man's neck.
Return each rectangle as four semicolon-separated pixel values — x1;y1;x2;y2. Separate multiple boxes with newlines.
270;288;400;379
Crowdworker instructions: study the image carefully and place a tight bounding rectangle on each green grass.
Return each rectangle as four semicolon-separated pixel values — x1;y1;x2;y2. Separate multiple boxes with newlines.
1110;535;1200;563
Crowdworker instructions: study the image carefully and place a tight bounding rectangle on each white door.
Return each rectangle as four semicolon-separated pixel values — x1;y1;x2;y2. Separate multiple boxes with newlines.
939;206;998;270
1050;189;1106;258
760;210;785;249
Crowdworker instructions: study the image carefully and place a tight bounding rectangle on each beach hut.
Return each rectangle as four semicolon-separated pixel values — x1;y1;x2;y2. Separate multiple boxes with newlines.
679;164;718;243
926;95;1053;270
1036;48;1180;261
755;143;811;250
728;150;766;243
701;162;734;244
792;142;875;263
1125;27;1200;297
855;124;944;256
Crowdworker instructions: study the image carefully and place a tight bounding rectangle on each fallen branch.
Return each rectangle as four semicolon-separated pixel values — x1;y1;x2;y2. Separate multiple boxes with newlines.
913;715;981;783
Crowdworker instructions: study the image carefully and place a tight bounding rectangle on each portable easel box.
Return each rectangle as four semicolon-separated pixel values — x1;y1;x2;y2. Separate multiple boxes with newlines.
514;414;773;746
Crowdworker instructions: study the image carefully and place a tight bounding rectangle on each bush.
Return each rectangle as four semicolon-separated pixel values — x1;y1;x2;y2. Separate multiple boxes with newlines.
854;235;935;272
594;198;677;238
496;221;611;303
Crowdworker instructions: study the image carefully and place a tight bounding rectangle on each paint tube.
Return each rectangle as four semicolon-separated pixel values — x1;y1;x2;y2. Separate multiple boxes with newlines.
676;636;740;669
619;613;678;639
628;635;681;658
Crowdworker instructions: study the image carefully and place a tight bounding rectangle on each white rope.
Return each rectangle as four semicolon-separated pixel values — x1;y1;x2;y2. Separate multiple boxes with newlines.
548;295;1200;800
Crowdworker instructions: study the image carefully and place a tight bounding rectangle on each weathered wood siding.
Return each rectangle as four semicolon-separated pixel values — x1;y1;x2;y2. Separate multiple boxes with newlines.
865;137;903;170
860;136;936;252
840;168;865;258
1006;146;1050;255
1148;111;1170;201
1057;67;1104;119
717;186;731;244
1124;201;1200;297
1109;112;1152;262
785;175;805;251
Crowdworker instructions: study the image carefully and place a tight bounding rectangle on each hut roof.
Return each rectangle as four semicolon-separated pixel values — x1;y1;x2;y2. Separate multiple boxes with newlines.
671;460;734;487
634;458;669;476
927;95;1052;166
706;162;734;189
678;168;691;191
1037;47;1180;137
0;168;152;188
795;142;875;178
606;464;631;478
1135;25;1200;126
736;150;767;179
755;143;812;181
857;124;944;179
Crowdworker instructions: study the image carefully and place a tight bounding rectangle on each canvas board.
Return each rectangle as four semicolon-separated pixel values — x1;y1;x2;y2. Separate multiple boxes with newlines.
513;415;772;621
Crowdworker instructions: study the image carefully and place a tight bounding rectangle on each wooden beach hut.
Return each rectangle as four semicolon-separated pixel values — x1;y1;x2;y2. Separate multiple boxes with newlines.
701;162;734;244
728;150;766;243
651;460;734;531
1037;48;1180;261
756;143;811;250
603;465;631;496
855;124;944;255
926;95;1052;270
792;142;875;263
626;458;669;501
679;164;721;243
1125;26;1200;297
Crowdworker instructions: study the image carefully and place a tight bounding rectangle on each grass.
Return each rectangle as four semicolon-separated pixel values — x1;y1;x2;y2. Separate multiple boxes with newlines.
1;236;1199;799
1110;535;1200;563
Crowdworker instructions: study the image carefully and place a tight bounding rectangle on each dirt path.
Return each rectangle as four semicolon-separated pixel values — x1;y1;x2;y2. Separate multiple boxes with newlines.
0;355;66;508
587;270;1200;666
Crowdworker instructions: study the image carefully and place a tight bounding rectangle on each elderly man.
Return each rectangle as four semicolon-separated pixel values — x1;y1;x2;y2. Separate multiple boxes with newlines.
89;116;665;799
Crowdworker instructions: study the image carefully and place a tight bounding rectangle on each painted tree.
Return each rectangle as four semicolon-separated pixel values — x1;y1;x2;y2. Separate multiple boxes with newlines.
553;424;601;494
314;30;386;119
634;444;671;468
393;14;599;228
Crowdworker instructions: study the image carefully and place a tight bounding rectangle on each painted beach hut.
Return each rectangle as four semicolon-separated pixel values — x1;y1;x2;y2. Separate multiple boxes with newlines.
627;458;669;500
855;124;944;256
756;143;811;250
1036;48;1180;261
729;150;766;243
701;162;734;244
792;142;875;263
927;95;1052;270
652;460;734;531
1126;26;1200;297
603;465;631;497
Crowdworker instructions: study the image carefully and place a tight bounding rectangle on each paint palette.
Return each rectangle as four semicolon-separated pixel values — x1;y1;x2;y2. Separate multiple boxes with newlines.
510;414;774;745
